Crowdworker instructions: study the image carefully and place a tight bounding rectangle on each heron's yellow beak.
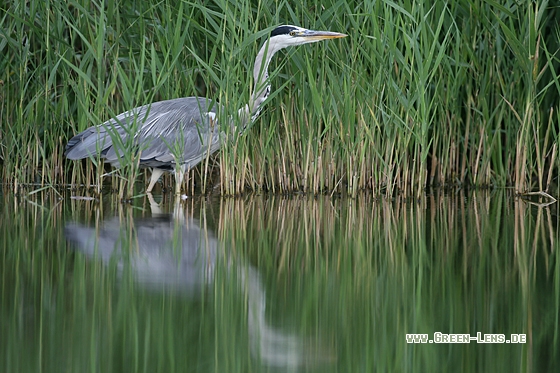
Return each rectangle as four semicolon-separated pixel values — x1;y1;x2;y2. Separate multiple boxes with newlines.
299;30;347;41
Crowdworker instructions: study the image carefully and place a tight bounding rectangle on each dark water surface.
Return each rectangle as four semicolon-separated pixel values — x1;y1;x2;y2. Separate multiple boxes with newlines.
1;190;559;372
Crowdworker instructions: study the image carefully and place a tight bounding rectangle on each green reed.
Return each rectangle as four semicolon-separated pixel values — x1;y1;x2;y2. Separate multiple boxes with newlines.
0;0;558;197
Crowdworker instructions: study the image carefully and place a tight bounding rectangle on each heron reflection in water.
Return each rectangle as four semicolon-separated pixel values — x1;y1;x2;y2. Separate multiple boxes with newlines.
65;202;332;368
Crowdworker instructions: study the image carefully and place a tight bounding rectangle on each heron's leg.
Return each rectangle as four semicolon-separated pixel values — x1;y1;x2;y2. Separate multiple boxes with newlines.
146;193;165;215
147;168;165;192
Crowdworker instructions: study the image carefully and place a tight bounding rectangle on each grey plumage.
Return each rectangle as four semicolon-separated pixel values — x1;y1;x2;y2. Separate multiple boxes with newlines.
65;97;221;171
64;25;346;194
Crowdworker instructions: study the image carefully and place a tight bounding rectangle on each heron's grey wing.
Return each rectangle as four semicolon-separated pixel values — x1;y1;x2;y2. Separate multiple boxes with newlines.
65;101;156;162
65;116;131;160
66;97;223;169
133;97;223;169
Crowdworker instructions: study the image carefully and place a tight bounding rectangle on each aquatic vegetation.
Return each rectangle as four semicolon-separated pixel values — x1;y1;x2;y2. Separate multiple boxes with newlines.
1;0;558;197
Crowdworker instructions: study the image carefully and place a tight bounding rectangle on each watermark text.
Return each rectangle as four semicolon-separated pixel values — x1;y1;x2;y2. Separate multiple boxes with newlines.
406;332;526;344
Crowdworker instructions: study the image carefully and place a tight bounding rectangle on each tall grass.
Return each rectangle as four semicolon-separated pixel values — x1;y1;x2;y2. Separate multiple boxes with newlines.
1;0;559;197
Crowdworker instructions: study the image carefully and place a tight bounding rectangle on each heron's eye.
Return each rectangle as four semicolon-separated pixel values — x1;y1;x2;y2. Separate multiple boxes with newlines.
289;31;296;36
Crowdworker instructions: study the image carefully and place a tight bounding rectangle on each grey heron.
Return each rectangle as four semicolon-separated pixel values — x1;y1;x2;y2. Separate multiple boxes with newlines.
65;25;346;194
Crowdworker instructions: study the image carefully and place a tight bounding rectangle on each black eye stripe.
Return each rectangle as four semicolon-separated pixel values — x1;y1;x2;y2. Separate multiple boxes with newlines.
271;25;298;37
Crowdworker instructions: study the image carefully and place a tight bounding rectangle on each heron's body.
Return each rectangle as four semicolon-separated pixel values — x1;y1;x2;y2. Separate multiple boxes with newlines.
66;97;222;191
65;25;346;194
66;97;221;170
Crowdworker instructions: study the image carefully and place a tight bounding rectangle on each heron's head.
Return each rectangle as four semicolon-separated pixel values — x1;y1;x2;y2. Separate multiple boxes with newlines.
269;25;347;48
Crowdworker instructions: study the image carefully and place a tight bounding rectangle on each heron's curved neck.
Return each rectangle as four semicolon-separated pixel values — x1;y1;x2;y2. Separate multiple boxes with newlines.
238;38;284;127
